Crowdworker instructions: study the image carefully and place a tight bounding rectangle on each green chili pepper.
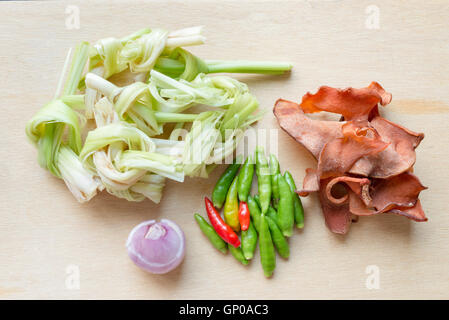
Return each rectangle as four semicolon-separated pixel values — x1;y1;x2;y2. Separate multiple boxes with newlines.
267;205;278;222
247;195;262;233
229;245;249;265
265;215;290;259
241;220;258;260
259;215;276;277
284;171;305;228
277;173;294;237
270;154;280;207
237;155;254;202
223;176;240;231
255;147;271;214
194;213;228;254
254;194;261;207
212;160;241;209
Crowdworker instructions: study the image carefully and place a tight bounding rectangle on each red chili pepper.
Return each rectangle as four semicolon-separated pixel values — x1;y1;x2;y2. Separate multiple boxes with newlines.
238;201;250;231
204;197;240;248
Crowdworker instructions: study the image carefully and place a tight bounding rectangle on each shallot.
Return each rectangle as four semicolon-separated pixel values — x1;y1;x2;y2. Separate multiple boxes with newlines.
126;219;185;274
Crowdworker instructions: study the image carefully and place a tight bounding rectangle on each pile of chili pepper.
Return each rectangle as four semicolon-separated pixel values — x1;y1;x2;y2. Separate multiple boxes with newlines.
194;146;305;277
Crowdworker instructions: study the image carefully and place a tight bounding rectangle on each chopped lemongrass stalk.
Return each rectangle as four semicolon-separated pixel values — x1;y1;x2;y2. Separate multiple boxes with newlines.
120;28;151;44
150;69;208;99
168;26;204;38
107;187;146;202
165;35;206;48
153;112;198;123
92;37;128;78
130;173;165;203
85;72;122;101
61;95;85;110
154;54;292;80
182;112;223;177
209;129;244;164
55;47;73;99
93;97;118;127
118;150;184;182
121;29;169;73
26;100;84;176
84;66;104;119
80;123;155;166
63;42;90;96
93;150;145;190
205;60;292;75
57;146;102;202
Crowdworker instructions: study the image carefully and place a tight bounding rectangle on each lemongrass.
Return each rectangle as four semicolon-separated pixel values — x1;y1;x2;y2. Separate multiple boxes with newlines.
130;174;165;204
57;146;102;202
26;26;291;204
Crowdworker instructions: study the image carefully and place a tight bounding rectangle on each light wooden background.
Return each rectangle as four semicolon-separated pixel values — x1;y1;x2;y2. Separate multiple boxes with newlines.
0;0;448;299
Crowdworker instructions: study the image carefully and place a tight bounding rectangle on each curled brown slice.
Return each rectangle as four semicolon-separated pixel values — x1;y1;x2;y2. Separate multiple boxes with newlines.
325;176;372;205
389;200;427;222
300;82;392;121
297;168;320;196
348;172;427;222
317;121;389;179
273;99;343;159
371;172;426;211
318;178;353;234
349;117;424;178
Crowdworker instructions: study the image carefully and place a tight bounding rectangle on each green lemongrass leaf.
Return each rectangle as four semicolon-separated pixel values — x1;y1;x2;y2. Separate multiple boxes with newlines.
80;122;155;168
57;146;102;202
63;41;90;96
114;84;163;136
84;66;104;119
182;111;223;177
92;150;145;191
106;187;146;202
150;69;208;99
153;138;185;160
114;82;149;117
154;57;185;74
93;97;119;128
148;72;247;113
221;92;253;125
209;128;245;164
26;100;84;175
205;60;292;75
153;112;198;123
86;74;163;136
37;122;64;177
61;95;85;110
130;173;165;203
118;150;184;182
85;72;122;101
120;28;151;44
121;29;169;73
91;37;127;78
90;26;204;79
221;95;259;133
166;48;208;81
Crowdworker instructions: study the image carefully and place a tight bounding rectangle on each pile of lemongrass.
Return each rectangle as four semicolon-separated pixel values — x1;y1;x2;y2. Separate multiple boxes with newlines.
26;26;291;203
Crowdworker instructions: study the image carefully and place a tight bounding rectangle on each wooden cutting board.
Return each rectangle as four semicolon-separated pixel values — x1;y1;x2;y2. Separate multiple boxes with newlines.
1;0;448;299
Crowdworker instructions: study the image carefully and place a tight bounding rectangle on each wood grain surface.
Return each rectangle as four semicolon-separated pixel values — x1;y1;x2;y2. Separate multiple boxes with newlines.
0;0;448;299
